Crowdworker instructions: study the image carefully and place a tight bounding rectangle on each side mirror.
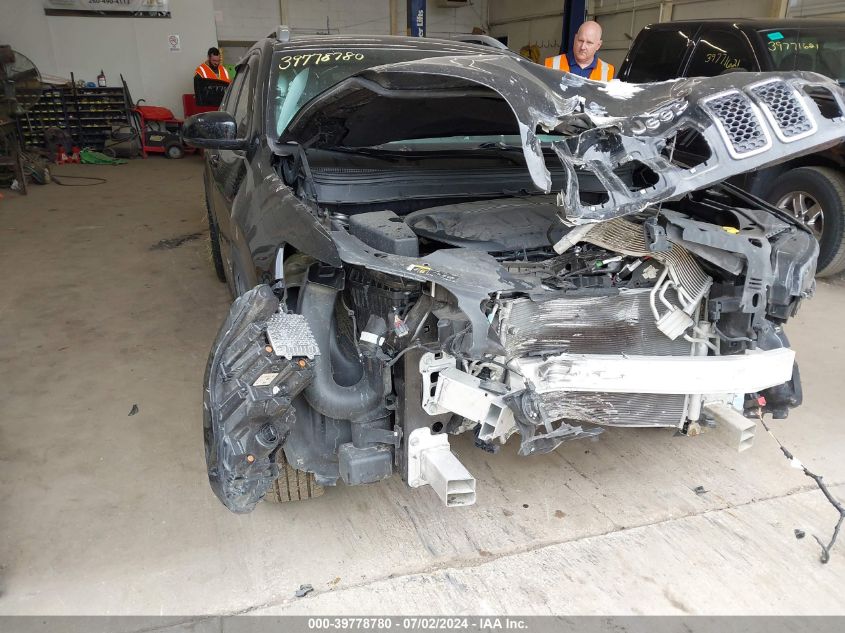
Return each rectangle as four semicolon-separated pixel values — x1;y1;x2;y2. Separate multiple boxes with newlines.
182;111;248;150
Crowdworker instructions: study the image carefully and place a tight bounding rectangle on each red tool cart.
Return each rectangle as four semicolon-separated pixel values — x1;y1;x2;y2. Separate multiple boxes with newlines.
122;75;194;159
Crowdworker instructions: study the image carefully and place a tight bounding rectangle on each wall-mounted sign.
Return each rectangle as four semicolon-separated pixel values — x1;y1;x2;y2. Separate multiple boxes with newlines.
168;34;181;52
407;0;426;37
43;0;171;18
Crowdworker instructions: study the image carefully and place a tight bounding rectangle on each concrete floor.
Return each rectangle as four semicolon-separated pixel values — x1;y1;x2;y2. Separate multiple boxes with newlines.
1;157;844;617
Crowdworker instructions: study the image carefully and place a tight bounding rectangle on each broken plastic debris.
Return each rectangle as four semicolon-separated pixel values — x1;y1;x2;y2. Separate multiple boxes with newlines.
128;404;139;416
692;485;708;495
295;584;314;597
794;529;806;540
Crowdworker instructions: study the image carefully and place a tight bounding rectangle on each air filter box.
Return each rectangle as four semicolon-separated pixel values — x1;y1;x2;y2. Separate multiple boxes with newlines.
348;210;419;257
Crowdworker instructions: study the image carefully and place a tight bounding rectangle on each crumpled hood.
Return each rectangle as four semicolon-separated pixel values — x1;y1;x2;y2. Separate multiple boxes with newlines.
282;53;845;223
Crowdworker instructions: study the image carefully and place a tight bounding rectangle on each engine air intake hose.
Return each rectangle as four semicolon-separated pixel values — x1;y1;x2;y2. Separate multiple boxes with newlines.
299;279;383;421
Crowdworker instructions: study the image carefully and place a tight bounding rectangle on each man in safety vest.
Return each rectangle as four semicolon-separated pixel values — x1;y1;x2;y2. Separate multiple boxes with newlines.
194;47;231;107
544;21;615;82
195;47;231;83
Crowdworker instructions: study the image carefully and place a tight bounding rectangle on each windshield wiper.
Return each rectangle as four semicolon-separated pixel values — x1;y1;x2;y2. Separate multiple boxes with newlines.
314;146;420;162
319;145;527;165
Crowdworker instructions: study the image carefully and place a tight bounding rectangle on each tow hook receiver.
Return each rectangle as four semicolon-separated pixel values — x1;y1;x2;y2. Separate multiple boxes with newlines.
407;427;476;507
703;401;757;452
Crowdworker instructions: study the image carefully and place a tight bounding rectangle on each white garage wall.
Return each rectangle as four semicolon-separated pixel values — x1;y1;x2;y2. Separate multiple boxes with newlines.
787;0;845;19
668;0;779;20
591;3;661;68
213;0;489;44
488;0;565;62
213;0;283;42
0;0;217;117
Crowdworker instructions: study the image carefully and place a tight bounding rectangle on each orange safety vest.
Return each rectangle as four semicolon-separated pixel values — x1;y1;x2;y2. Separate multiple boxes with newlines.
195;62;231;83
544;55;615;82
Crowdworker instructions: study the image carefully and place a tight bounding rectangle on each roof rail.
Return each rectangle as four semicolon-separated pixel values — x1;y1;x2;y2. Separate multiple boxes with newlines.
270;25;291;42
448;34;508;50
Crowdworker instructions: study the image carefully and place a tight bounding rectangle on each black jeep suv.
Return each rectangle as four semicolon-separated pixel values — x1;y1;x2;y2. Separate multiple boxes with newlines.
184;32;843;513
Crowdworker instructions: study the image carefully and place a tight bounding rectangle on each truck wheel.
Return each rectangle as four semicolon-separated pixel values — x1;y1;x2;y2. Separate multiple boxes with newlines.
265;450;324;503
206;202;227;282
767;166;845;277
165;141;184;159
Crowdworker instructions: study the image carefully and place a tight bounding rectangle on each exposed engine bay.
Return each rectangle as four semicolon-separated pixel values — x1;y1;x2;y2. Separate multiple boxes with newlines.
205;189;814;513
201;53;844;514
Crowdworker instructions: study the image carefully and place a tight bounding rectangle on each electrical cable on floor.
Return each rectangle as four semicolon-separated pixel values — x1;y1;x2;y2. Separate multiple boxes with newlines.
757;410;845;564
51;174;108;186
19;149;109;186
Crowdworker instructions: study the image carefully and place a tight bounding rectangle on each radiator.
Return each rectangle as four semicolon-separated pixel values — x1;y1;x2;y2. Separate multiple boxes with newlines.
501;289;693;357
501;289;693;427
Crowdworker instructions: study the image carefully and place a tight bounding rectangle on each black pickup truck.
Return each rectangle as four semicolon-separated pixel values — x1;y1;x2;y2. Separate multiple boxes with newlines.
619;19;845;276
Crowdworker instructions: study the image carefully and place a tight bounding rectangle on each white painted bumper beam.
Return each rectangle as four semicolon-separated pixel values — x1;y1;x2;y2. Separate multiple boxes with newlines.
514;347;796;395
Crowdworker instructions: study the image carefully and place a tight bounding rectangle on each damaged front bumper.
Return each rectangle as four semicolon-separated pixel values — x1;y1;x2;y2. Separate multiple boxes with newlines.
515;347;795;396
419;345;794;457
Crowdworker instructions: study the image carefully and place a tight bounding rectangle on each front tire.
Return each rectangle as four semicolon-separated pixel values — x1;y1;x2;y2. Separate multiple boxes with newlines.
767;166;845;277
265;450;324;503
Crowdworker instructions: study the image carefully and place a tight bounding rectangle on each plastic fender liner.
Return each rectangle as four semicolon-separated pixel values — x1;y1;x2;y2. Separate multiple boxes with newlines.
204;285;316;513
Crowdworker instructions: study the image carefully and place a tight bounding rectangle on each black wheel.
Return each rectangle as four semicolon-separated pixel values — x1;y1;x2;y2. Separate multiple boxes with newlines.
265;450;324;503
206;201;226;282
766;166;845;277
165;142;184;159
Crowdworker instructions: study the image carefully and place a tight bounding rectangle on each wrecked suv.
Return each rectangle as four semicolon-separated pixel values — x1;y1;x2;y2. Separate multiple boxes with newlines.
184;34;844;513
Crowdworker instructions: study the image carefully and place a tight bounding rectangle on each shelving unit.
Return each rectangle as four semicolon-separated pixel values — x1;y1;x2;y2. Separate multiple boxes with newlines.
19;84;132;151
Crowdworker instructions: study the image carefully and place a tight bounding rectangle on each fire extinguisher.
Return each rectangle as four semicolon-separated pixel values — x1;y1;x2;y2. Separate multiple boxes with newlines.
97;69;106;87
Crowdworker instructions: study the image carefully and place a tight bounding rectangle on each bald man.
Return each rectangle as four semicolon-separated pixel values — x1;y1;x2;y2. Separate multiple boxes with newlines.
545;21;615;81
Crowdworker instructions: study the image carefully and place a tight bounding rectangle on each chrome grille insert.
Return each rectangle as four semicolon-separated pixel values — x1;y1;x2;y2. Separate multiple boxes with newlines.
750;79;816;142
701;90;772;158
